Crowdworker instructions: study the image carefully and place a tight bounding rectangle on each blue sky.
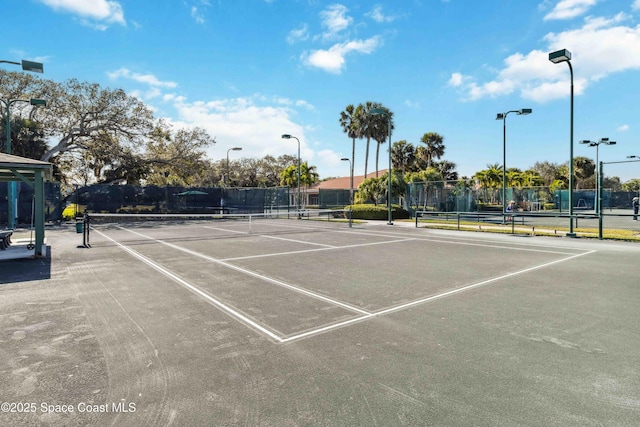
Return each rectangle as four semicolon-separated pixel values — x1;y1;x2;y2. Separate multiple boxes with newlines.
4;0;640;182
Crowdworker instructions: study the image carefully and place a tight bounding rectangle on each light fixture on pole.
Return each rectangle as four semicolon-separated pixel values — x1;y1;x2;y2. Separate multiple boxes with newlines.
281;134;301;214
496;108;532;222
341;157;353;228
548;48;575;236
226;147;242;186
369;108;393;225
580;138;615;213
1;98;47;229
0;59;44;73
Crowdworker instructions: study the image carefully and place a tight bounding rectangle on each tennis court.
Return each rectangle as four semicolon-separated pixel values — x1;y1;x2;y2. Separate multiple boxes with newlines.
1;215;639;426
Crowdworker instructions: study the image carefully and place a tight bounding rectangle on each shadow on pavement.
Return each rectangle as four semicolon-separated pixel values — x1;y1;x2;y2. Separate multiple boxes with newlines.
0;252;52;284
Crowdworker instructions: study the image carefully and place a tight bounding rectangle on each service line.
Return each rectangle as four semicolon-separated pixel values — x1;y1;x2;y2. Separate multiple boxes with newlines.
280;249;597;343
92;228;285;342
117;226;371;316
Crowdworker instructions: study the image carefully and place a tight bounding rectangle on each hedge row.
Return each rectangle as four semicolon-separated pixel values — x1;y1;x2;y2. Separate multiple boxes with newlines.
344;204;410;220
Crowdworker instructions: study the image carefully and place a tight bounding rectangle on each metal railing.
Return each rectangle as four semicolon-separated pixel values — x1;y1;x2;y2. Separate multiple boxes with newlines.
415;210;639;240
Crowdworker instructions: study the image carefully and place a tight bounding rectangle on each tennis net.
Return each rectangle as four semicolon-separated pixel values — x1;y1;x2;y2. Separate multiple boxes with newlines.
82;209;348;246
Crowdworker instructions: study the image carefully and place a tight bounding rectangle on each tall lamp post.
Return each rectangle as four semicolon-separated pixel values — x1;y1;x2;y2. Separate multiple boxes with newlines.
369;108;393;225
1;58;44;230
281;134;301;213
549;48;575;236
627;155;640;200
340;157;353;228
226;147;242;185
496;108;532;221
1;98;47;229
580;138;615;213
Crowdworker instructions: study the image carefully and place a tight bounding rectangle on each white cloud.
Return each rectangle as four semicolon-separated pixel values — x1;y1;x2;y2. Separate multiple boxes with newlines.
404;99;420;108
37;0;125;26
318;4;353;42
451;14;640;102
191;6;205;24
108;68;178;89
317;149;344;166
189;0;210;24
617;124;630;132
302;36;382;74
634;0;640;11
544;0;597;21
169;95;316;163
287;24;309;44
448;72;464;87
367;5;396;23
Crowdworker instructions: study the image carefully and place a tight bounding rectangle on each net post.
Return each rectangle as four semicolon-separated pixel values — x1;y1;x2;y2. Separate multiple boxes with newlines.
83;214;90;248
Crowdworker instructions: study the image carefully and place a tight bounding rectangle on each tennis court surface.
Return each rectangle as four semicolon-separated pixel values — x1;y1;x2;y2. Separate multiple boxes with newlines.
1;215;640;426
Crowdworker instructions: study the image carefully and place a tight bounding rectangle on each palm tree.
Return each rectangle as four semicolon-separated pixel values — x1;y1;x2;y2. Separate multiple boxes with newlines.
279;165;297;187
419;132;445;168
371;105;393;177
339;104;361;198
433;160;458;181
474;163;503;203
299;162;319;187
391;140;415;175
356;101;377;178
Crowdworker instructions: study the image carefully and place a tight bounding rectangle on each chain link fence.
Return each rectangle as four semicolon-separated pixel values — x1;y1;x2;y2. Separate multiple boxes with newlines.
407;180;640;239
62;184;290;217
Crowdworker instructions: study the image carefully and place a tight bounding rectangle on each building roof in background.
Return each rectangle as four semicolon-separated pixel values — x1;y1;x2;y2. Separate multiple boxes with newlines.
312;169;388;190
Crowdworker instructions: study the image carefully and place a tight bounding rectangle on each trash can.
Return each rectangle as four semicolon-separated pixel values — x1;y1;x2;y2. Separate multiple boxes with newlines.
76;221;84;234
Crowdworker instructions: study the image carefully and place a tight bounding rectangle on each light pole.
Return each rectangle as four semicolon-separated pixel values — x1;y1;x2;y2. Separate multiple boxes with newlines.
341;157;353;228
580;138;615;213
281;134;301;213
496;108;532;221
1;98;47;229
627;155;640;200
549;48;575;236
369;108;393;225
226;147;242;186
1;58;44;230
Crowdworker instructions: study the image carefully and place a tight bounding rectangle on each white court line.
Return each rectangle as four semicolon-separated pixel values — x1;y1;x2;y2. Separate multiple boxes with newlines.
204;224;337;248
222;238;415;261
256;233;336;248
117;227;371;316
92;228;285;342
203;225;336;248
332;228;579;256
280;249;597;343
92;224;597;344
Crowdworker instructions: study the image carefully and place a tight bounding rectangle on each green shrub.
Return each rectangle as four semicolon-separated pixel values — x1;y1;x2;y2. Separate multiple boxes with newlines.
344;204;409;220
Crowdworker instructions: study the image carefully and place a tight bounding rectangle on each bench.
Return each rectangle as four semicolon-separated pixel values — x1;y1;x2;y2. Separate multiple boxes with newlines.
0;231;13;250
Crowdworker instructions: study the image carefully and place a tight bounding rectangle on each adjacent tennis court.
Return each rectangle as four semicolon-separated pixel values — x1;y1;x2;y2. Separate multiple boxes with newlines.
1;216;639;426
